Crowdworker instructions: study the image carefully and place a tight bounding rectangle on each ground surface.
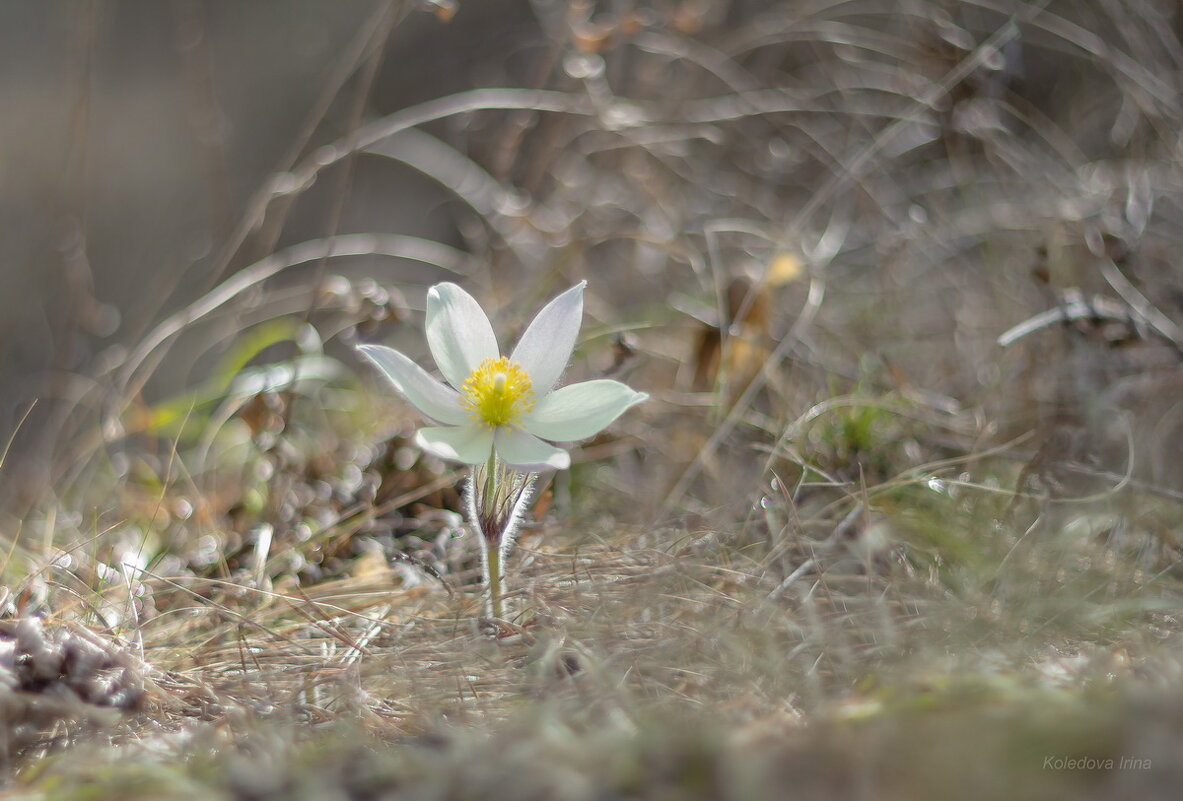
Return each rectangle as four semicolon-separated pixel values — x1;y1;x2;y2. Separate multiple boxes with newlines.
4;1;1183;799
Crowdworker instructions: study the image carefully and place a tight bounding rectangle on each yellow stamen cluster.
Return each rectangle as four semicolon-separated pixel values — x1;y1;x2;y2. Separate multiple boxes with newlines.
460;357;535;427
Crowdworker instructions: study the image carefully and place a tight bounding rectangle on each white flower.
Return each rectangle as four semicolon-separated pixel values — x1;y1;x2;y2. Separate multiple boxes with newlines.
358;281;647;470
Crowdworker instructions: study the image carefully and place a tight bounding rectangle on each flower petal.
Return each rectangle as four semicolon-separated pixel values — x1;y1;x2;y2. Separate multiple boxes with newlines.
521;379;647;442
495;428;571;470
357;344;469;425
510;281;586;394
425;282;499;389
415;424;494;465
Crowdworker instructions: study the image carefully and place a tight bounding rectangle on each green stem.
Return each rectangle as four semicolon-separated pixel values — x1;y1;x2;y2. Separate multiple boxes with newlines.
486;540;503;619
483;451;497;505
481;451;502;618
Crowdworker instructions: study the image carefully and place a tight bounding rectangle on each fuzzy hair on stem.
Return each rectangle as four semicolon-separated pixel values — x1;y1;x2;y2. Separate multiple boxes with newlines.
465;458;537;618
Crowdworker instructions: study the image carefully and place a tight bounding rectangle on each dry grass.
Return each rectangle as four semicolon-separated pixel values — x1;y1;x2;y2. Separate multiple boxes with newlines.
5;0;1183;798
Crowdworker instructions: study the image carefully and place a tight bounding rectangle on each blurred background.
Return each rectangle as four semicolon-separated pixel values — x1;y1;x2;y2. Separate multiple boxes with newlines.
3;0;1183;525
0;0;544;491
6;4;1183;796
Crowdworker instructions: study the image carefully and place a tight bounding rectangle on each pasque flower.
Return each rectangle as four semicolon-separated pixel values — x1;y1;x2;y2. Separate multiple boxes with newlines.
358;280;645;620
358;281;647;470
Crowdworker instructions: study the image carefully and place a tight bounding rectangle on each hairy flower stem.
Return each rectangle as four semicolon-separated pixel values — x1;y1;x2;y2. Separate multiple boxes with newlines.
467;453;537;620
483;452;497;510
482;451;503;618
484;538;503;619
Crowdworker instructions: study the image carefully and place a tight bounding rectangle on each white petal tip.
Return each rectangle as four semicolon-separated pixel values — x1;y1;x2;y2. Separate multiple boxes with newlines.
521;379;647;442
356;344;393;367
414;425;494;465
424;282;500;389
495;428;572;471
518;452;570;471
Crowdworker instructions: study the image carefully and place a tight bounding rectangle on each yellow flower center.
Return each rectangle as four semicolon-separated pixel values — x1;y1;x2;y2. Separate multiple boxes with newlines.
460;357;535;427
